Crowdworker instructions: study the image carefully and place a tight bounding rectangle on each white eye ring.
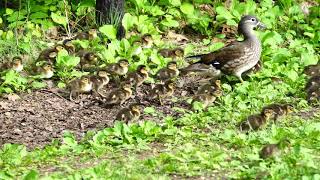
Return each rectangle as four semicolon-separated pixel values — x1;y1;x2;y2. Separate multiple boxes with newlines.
251;18;255;21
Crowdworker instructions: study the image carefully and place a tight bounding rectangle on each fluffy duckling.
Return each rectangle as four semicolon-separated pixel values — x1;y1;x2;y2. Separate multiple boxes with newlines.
307;90;320;103
192;93;216;109
90;70;110;97
68;76;93;101
240;110;273;131
149;80;175;105
304;64;320;76
259;144;280;159
0;57;23;72
62;39;76;54
158;48;184;59
115;103;142;123
141;34;153;48
305;75;320;93
261;104;294;122
104;83;133;105
259;140;290;159
197;79;221;94
37;44;65;64
154;61;179;82
35;64;54;79
106;59;129;83
77;50;99;71
125;65;149;88
75;29;98;40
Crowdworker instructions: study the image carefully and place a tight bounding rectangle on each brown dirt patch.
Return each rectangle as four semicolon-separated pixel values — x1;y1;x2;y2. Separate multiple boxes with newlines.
0;77;201;149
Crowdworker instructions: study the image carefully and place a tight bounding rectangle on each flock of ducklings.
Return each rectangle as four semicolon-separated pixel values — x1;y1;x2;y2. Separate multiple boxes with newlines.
1;29;319;158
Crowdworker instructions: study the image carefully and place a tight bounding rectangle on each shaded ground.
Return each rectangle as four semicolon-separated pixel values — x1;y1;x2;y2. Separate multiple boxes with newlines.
0;77;202;149
1;75;319;150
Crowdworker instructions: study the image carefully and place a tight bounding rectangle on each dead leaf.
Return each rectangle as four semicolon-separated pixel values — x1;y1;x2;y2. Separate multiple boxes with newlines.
4;93;21;101
167;31;189;43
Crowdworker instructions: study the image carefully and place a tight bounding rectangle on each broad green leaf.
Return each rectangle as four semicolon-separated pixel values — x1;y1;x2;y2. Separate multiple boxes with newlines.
215;6;234;20
301;53;318;66
287;70;298;81
180;3;194;15
99;25;117;40
144;107;156;114
170;0;181;6
51;12;67;26
5;8;14;15
122;13;137;31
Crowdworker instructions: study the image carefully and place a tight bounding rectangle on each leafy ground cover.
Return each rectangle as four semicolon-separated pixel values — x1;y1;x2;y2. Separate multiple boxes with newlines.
0;0;319;179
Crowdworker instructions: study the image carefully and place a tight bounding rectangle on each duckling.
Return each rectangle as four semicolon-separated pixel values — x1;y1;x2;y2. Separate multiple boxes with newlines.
68;76;93;101
305;75;320;93
35;64;54;79
141;34;153;48
77;50;99;71
158;48;184;59
90;70;110;97
125;65;149;88
106;59;129;83
37;44;65;64
259;140;290;159
261;104;294;122
104;83;133;105
307;90;320;103
115;103;142;123
304;64;320;76
149;80;175;105
191;93;216;109
154;61;179;82
75;29;98;40
240;110;273;131
62;39;76;54
259;144;280;159
197;79;221;95
0;57;23;72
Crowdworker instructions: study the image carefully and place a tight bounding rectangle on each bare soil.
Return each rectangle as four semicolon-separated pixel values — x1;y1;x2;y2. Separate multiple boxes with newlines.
0;77;201;149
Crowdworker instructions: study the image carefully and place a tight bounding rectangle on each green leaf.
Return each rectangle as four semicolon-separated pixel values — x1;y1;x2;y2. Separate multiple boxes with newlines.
5;8;14;15
301;53;318;66
144;107;156;114
99;25;117;40
122;13;137;31
287;70;298;81
31;81;47;89
180;3;194;15
215;6;234;20
51;12;67;26
23;170;39;180
170;0;181;6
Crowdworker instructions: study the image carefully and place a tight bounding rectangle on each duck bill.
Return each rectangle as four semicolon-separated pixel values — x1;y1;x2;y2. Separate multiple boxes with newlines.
257;22;266;30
